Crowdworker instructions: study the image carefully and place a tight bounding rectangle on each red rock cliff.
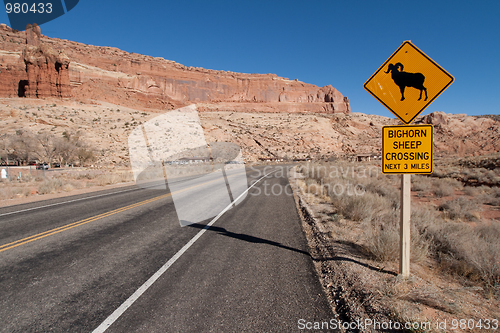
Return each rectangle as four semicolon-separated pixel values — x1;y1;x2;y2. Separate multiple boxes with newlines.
0;24;349;113
22;24;71;98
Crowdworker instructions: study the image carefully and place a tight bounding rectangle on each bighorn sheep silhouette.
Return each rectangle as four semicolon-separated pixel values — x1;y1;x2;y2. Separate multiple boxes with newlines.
385;63;427;101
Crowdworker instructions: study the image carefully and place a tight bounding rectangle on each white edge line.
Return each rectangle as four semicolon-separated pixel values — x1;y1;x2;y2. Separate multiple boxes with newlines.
92;169;277;333
0;172;243;218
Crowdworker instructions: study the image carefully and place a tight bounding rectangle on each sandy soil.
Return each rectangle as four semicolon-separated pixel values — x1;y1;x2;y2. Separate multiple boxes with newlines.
0;179;134;208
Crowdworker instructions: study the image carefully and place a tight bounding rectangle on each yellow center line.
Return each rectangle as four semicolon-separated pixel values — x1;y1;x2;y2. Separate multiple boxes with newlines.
0;170;249;253
0;193;172;253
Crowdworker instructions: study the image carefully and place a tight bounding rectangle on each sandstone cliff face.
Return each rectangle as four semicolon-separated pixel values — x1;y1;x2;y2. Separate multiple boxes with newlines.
0;24;27;97
22;24;71;98
0;25;349;113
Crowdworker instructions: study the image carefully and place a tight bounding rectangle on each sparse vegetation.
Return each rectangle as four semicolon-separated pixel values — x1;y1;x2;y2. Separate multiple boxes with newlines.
0;168;134;201
438;196;481;221
296;161;500;300
432;178;458;197
1;129;95;167
431;154;500;187
293;160;500;329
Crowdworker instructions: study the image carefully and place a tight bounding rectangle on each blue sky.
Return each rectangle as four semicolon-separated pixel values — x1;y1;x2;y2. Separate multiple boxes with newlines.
2;0;499;118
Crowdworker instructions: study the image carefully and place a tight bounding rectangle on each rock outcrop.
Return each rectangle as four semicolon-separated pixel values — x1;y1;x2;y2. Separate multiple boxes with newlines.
1;96;497;164
0;24;349;113
21;24;71;98
0;24;27;97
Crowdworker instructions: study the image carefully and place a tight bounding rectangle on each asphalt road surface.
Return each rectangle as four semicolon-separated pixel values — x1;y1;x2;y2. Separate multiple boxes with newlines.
0;165;334;332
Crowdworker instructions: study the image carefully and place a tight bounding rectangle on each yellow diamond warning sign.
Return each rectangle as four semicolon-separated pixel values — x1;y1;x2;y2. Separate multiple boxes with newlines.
364;41;454;124
382;125;433;174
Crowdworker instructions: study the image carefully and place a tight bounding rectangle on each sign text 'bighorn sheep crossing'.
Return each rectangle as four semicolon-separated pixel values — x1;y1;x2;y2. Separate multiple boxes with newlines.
382;125;434;174
364;41;454;124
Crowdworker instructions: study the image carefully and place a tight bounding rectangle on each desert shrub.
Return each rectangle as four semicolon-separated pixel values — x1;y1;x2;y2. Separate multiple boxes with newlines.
0;186;31;200
462;169;481;182
62;183;75;192
95;173;121;186
118;171;133;182
324;174;388;222
363;212;400;262
431;168;445;178
411;175;432;193
485;170;500;183
77;173;93;180
438;197;481;221
364;178;400;209
62;182;82;192
475;221;500;244
463;186;482;196
298;162;499;294
18;174;35;183
481;191;500;206
37;179;64;194
363;210;430;263
463;185;500;206
341;192;388;221
304;178;323;196
486;187;500;206
410;206;440;231
432;178;460;197
428;220;500;295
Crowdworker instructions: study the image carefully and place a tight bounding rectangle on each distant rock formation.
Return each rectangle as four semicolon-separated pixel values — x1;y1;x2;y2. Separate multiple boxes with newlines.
21;24;71;98
0;24;349;113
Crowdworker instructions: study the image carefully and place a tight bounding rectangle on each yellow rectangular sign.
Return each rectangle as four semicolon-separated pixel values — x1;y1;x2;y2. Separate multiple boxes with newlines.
382;125;433;174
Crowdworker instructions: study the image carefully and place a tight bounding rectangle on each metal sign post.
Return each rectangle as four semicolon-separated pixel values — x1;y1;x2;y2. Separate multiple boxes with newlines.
364;41;453;277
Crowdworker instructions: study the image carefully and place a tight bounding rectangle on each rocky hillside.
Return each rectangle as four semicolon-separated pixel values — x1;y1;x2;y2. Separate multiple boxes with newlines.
0;24;350;113
1;98;498;164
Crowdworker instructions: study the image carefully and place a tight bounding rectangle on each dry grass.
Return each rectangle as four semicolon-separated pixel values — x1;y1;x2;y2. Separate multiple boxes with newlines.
427;219;500;296
297;161;500;299
0;185;31;199
0;168;134;200
432;153;500;187
37;179;64;194
432;178;461;197
438;197;481;221
411;174;432;193
298;162;430;264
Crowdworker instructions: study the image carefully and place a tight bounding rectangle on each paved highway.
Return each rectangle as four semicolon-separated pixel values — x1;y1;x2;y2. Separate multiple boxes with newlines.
0;166;333;332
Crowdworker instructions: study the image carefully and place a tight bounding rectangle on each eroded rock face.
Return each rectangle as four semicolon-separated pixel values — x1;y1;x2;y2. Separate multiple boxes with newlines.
422;111;449;126
0;24;27;97
0;24;349;113
21;24;71;98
